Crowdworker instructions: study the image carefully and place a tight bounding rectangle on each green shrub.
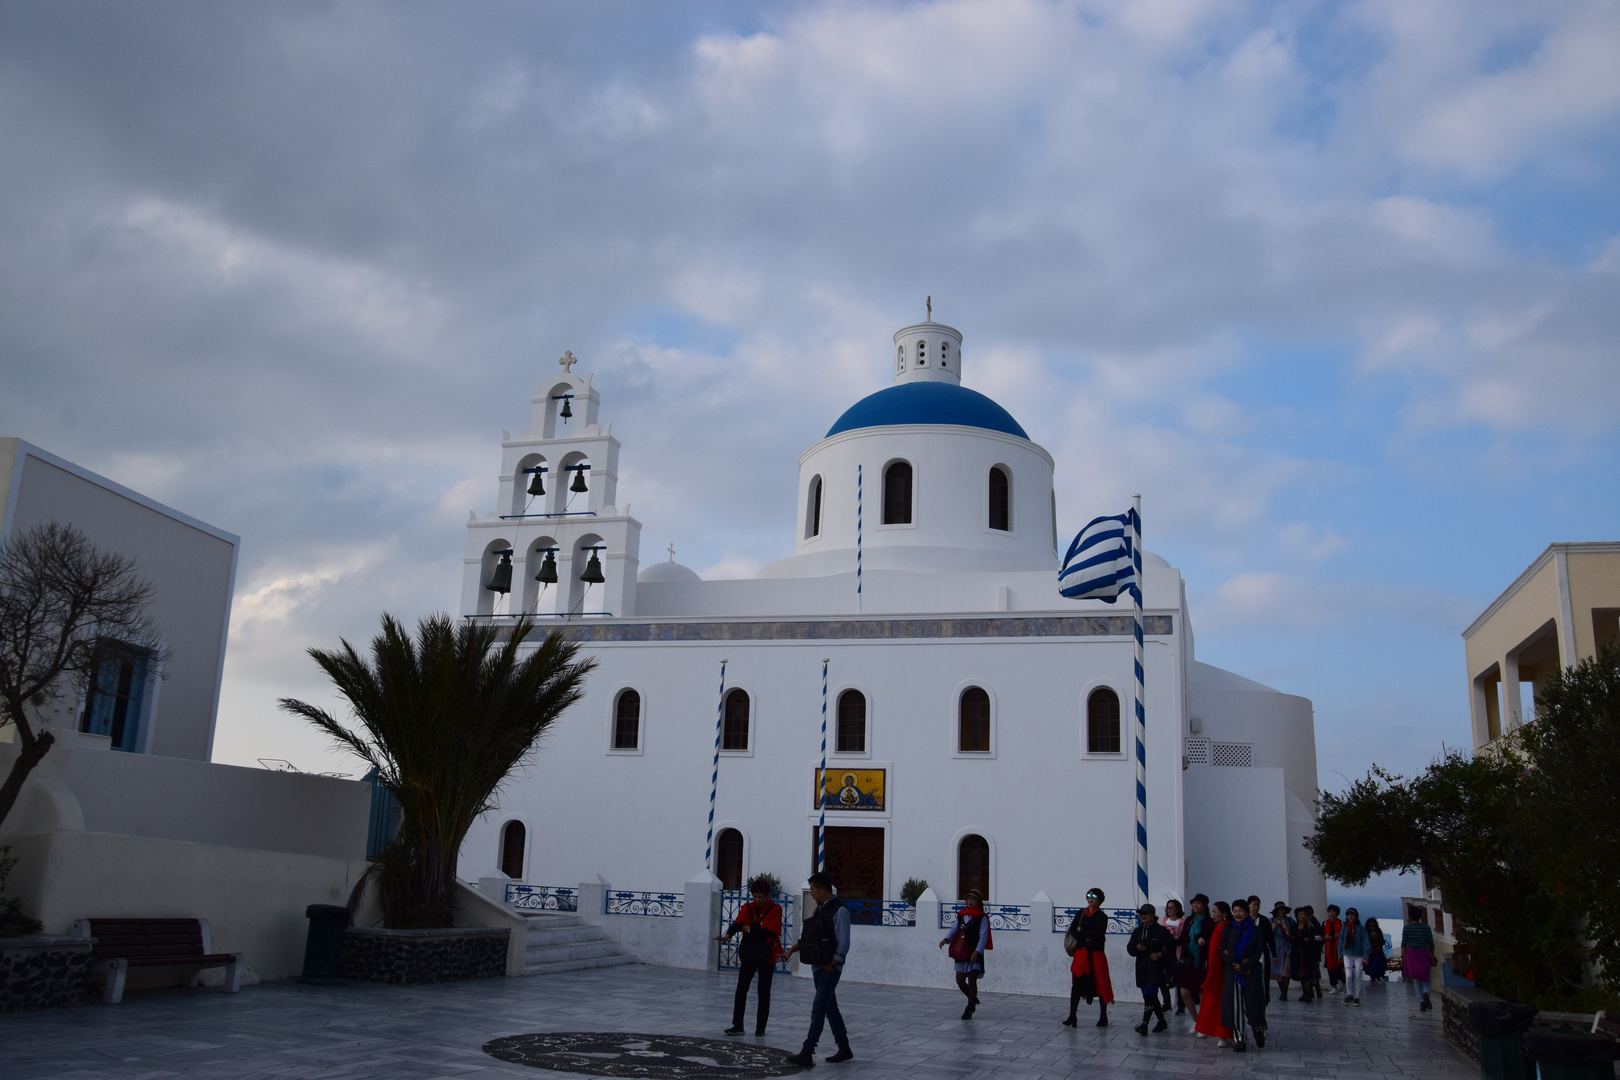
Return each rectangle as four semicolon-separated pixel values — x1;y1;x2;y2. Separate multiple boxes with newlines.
900;877;930;904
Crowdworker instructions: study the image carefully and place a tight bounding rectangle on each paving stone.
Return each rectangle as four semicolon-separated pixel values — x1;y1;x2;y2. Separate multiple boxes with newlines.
0;964;1474;1079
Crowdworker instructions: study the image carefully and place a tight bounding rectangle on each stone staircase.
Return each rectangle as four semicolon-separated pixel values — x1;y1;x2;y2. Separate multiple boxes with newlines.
520;912;638;976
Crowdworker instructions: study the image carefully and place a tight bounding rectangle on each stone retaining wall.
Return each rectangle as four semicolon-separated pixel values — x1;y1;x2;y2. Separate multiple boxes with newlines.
0;935;92;1013
341;927;508;985
1441;984;1601;1064
1440;985;1486;1062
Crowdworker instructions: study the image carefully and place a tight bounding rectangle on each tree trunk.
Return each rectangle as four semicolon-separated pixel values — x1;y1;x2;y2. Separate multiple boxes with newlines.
0;728;55;831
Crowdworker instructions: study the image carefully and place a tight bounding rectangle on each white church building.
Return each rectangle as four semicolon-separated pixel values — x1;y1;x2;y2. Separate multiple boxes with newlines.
454;321;1325;925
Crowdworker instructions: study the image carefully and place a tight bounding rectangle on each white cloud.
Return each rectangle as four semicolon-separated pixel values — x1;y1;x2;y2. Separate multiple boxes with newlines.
1;0;1615;783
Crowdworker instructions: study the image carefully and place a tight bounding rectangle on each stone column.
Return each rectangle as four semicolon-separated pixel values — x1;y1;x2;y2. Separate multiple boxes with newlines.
686;869;722;970
577;875;609;924
1032;890;1056;938
915;887;942;941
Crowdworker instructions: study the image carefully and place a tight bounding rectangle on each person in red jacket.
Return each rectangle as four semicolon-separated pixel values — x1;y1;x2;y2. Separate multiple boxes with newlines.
1321;905;1345;994
716;877;784;1036
1195;901;1234;1044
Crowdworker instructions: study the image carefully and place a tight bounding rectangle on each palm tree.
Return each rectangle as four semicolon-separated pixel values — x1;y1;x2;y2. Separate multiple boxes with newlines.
280;613;594;928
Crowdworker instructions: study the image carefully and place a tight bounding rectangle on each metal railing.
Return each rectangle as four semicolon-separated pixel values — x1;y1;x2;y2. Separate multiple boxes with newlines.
844;900;916;927
940;903;1032;931
505;884;578;912
605;890;685;917
1053;907;1140;935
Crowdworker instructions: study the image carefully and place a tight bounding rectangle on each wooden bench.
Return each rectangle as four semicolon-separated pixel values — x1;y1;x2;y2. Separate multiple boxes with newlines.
70;918;243;1004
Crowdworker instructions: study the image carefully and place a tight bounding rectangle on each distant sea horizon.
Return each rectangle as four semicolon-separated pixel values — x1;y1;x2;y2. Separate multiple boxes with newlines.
1326;892;1408;923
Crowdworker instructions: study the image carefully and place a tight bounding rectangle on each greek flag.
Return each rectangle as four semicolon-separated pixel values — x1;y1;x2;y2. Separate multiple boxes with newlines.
1058;509;1139;601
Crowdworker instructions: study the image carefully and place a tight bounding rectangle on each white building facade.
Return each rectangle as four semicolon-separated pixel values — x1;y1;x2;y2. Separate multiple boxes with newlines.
456;323;1325;925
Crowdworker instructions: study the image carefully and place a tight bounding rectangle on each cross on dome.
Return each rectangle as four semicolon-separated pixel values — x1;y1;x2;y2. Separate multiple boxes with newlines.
667;543;676;562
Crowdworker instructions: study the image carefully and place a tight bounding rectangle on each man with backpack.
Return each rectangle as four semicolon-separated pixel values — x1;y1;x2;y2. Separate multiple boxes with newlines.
716;877;784;1036
783;872;853;1066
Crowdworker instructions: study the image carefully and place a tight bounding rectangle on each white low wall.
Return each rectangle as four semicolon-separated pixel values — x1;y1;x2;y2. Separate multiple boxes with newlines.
3;828;369;981
796;893;1132;998
572;873;722;970
65;742;370;860
489;876;1141;997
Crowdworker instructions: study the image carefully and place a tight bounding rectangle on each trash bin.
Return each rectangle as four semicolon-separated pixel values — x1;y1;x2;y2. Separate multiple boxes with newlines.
1522;1029;1620;1080
1468;1001;1540;1080
299;904;351;985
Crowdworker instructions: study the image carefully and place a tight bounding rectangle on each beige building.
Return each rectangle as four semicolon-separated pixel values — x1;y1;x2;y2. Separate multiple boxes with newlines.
1462;542;1620;750
1404;542;1620;974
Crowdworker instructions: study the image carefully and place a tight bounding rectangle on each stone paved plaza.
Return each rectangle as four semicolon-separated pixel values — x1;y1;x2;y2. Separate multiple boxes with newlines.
0;963;1474;1080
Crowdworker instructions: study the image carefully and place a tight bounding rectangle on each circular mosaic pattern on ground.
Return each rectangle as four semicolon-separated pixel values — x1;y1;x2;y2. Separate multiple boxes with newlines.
482;1032;807;1078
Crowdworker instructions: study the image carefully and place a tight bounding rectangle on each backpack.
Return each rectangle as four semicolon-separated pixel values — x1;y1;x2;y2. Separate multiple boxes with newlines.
738;902;779;964
798;898;843;967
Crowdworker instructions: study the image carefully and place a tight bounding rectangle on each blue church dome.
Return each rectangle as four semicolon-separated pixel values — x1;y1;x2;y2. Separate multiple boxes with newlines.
826;382;1029;440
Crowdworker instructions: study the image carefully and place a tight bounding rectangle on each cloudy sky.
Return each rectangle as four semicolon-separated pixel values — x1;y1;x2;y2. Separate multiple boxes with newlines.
3;0;1617;809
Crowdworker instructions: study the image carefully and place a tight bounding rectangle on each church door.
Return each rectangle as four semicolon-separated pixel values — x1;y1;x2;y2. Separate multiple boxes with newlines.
818;826;884;901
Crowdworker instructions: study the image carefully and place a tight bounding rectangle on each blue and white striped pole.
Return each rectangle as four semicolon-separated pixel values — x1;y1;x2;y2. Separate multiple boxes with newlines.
856;465;863;614
705;659;728;870
817;658;829;871
1130;495;1148;908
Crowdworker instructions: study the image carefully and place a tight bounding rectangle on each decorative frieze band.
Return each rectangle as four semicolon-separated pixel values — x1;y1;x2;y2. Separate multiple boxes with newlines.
526;613;1173;643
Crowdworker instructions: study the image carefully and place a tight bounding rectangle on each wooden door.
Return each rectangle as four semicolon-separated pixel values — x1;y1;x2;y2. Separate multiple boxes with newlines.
819;826;884;900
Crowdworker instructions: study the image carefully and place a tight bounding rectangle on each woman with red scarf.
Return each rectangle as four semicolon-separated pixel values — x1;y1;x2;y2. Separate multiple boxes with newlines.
939;889;992;1019
1061;887;1114;1027
1194;901;1234;1044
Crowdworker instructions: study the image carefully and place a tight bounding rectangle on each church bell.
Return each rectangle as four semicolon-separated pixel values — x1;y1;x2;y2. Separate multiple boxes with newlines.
580;549;605;584
570;467;589;493
527;469;545;497
484;550;513;594
534;550;558;584
559;395;573;420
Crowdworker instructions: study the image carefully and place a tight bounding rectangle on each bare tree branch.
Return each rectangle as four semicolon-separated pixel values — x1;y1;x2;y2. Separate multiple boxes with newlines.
0;522;163;829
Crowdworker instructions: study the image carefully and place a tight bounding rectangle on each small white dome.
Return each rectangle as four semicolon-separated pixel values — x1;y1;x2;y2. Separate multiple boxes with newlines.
639;559;701;584
1141;549;1171;569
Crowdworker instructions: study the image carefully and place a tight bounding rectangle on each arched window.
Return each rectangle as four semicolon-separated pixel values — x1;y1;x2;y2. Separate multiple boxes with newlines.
723;688;750;751
958;687;991;753
988;466;1010;531
806;475;823;538
957;834;989;900
896;345;906;375
613;689;640;750
716;828;744;891
883;461;913;525
500;820;526;880
940;341;950;369
916;339;928;365
837;690;866;753
1088;687;1121;754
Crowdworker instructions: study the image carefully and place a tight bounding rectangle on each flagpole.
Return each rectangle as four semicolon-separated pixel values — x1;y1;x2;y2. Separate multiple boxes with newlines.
705;658;728;872
856;465;863;615
817;658;830;871
1131;494;1148;908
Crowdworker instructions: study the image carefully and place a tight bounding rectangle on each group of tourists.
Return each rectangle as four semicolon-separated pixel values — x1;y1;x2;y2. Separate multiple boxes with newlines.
713;876;1442;1066
1060;891;1441;1055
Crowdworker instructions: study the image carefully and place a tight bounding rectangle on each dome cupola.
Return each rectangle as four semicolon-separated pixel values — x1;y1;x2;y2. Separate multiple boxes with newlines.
760;313;1059;580
892;320;963;385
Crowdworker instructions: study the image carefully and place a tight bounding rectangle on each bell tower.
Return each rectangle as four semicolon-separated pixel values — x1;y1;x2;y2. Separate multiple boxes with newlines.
460;351;642;621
